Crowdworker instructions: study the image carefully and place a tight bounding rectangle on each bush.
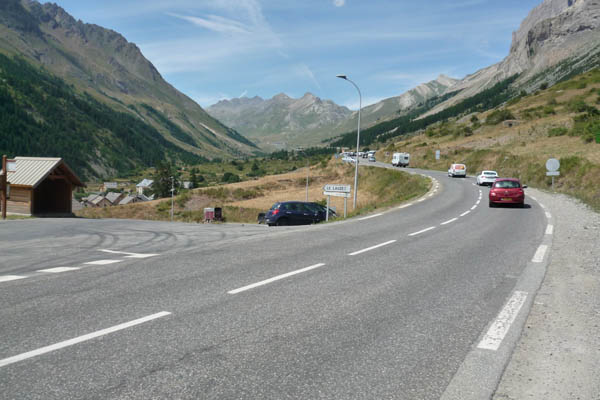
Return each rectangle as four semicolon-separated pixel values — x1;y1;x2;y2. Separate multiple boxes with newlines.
540;82;549;90
485;109;515;125
548;126;568;137
221;172;241;183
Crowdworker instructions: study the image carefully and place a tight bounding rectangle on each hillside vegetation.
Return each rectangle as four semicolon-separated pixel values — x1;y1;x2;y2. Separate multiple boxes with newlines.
76;159;430;223
381;68;600;210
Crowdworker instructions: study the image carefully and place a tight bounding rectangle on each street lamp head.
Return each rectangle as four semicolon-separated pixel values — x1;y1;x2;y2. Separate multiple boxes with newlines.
336;74;347;80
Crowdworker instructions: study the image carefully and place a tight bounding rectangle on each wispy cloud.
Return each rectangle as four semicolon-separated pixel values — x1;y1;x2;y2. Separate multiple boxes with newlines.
167;13;250;34
333;0;346;7
293;64;322;90
239;90;248;98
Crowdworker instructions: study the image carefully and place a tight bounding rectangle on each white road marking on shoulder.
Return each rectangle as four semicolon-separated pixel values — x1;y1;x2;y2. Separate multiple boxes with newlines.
471;205;477;210
0;312;171;368
38;267;80;274
398;204;412;209
545;212;552;219
417;198;426;202
228;263;326;294
349;240;396;256
532;245;548;263
478;291;528;351
409;227;436;236
529;196;537;201
460;211;471;217
545;225;554;235
539;203;546;209
358;213;383;221
99;249;159;258
84;260;124;266
0;275;27;283
441;218;458;226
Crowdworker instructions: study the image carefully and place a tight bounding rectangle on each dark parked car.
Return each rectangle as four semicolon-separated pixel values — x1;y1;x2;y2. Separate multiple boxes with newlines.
489;178;527;207
265;201;336;226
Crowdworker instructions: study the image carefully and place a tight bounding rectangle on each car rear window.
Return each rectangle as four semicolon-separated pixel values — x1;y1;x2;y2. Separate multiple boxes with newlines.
484;172;497;175
494;181;520;188
454;165;465;170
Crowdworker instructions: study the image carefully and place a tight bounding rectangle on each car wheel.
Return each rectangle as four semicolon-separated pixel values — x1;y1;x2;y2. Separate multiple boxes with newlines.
489;201;495;208
276;218;288;226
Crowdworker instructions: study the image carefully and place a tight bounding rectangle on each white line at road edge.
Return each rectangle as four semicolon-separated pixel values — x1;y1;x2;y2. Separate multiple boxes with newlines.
349;240;397;256
471;205;477;210
398;204;412;209
478;291;528;351
460;211;471;217
228;263;326;294
545;212;552;219
0;312;171;368
358;213;383;221
545;225;554;235
100;249;159;259
441;218;458;226
409;227;436;236
85;260;123;266
0;275;27;283
532;245;548;263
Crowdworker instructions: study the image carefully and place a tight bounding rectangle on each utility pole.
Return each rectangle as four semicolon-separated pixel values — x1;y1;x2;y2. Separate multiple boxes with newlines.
1;155;7;220
305;158;309;202
170;176;174;222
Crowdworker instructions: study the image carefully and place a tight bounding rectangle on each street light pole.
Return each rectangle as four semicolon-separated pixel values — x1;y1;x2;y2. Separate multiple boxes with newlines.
336;75;362;209
170;176;174;222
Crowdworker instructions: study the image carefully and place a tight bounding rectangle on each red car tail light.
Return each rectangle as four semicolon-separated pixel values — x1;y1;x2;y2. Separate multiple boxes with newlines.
272;209;280;215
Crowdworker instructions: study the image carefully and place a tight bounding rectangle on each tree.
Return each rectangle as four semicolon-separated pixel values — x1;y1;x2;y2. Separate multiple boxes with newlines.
151;161;180;198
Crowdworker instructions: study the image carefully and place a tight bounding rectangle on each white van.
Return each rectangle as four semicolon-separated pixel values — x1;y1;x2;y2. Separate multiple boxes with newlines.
448;163;467;177
392;152;410;167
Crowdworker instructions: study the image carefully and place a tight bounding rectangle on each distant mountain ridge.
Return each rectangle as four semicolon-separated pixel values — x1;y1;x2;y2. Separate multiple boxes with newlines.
207;75;458;150
0;0;257;177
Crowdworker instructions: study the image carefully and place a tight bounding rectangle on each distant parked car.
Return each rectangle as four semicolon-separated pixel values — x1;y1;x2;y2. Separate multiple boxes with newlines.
265;201;336;226
476;170;499;186
342;156;357;163
489;178;527;207
448;163;467;177
368;155;376;162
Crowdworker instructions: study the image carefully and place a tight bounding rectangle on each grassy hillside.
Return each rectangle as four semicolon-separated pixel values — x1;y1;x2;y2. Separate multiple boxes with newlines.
76;158;430;223
381;68;600;210
0;54;206;178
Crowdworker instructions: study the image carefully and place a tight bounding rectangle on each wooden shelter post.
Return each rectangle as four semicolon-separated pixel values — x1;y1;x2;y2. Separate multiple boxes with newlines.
1;155;6;220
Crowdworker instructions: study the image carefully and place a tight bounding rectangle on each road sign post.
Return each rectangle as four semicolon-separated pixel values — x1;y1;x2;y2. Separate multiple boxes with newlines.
546;158;560;191
323;184;351;220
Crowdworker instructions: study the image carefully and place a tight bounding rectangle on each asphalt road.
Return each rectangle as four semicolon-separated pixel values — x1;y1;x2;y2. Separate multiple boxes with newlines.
0;167;547;399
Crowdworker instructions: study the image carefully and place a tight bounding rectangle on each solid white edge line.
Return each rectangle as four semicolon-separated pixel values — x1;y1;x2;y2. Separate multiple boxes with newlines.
38;267;80;274
228;263;326;294
0;312;171;368
478;291;528;351
398;204;412;209
539;203;546;209
530;196;538;201
441;218;458;226
545;225;554;235
532;245;548;263
349;240;397;256
460;211;471;217
358;213;383;221
409;226;436;236
545;212;552;219
471;205;477;210
0;275;27;283
100;249;159;259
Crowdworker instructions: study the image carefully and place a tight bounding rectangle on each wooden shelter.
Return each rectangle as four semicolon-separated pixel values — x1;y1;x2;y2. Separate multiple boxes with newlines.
0;157;84;216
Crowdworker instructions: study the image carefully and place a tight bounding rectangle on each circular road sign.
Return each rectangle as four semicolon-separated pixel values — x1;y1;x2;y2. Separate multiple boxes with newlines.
546;158;560;172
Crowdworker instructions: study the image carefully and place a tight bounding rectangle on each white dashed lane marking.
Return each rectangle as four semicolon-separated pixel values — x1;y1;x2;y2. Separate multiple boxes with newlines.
358;213;383;221
38;267;81;274
0;312;172;368
349;240;397;256
532;245;548;263
441;218;458;226
228;263;326;294
99;249;160;259
0;275;27;283
84;260;124;266
545;212;552;219
409;227;436;237
545;225;554;235
461;211;471;217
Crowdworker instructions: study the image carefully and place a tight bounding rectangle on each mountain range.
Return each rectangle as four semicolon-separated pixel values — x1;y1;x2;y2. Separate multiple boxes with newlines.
207;75;458;150
210;0;600;149
0;0;258;178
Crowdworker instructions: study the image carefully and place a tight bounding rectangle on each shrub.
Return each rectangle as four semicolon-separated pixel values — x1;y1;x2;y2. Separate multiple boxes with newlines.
540;82;549;90
485;109;515;125
548;126;568;137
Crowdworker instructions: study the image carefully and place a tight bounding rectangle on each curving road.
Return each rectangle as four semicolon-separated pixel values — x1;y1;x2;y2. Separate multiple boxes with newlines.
0;166;549;399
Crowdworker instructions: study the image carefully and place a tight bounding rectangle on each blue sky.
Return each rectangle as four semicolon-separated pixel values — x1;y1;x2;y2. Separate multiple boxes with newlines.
47;0;542;109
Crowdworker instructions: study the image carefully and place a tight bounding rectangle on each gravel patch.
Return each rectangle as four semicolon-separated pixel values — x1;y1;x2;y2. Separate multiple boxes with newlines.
493;189;600;399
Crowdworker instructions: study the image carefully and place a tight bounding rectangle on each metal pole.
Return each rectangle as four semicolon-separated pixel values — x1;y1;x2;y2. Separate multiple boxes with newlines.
306;159;309;202
337;76;362;209
170;176;174;222
1;155;6;220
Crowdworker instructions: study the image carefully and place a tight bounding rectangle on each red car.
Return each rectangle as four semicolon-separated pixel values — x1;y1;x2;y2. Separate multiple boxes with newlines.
489;178;527;207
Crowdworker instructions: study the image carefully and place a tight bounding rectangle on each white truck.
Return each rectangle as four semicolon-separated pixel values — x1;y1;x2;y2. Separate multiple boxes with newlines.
392;152;410;167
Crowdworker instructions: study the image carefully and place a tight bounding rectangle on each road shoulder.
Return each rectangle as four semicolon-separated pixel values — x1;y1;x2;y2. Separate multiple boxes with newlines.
493;189;600;399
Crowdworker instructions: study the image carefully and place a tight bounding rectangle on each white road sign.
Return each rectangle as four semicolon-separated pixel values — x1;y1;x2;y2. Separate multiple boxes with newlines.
324;191;351;198
546;171;560;176
546;158;560;172
323;184;351;193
